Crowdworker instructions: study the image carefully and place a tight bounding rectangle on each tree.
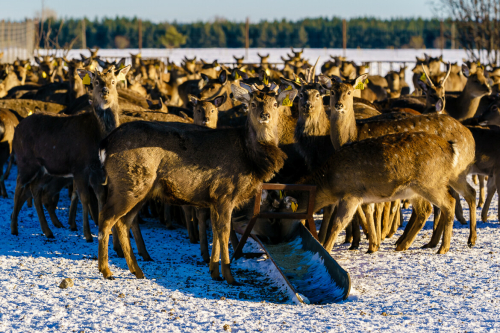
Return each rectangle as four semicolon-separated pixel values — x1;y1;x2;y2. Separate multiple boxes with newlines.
438;0;500;64
159;25;187;48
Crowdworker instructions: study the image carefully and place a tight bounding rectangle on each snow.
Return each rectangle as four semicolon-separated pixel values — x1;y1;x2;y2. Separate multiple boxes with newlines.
1;164;499;332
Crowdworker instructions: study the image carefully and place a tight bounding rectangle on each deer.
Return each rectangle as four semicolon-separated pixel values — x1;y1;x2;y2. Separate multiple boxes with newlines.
11;65;131;242
94;82;294;283
0;108;20;197
319;74;476;253
0;64;23;98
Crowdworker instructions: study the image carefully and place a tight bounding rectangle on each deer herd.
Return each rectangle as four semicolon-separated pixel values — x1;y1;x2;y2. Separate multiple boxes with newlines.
0;48;500;285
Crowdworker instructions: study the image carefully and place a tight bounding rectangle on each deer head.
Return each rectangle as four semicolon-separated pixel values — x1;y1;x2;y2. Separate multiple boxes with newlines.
189;93;227;129
318;73;368;150
418;63;449;113
463;65;492;98
77;65;131;109
232;83;298;144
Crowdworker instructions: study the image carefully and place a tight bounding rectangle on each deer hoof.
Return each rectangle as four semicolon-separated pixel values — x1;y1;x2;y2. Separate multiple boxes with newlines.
348;245;359;251
106;276;115;280
135;271;145;279
228;280;243;286
437;247;449;254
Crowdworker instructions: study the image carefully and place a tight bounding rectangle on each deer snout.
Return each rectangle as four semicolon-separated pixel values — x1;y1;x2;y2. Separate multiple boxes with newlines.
259;112;270;123
102;87;110;96
335;102;344;111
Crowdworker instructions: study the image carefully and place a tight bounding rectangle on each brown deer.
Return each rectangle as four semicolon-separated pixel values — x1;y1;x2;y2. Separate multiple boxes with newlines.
0;64;23;98
320;74;476;253
0;108;20;197
95;83;294;283
11;65;131;241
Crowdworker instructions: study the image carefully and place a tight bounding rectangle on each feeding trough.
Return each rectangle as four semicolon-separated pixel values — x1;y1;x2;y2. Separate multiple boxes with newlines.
232;184;351;304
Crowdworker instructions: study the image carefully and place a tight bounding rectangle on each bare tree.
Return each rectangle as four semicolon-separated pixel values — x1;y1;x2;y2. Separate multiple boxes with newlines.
438;0;500;64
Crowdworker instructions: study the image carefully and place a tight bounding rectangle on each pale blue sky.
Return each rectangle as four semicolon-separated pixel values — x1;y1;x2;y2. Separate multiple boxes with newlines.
2;0;437;22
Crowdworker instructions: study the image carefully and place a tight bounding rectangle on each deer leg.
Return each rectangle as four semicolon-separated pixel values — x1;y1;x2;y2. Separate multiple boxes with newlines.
88;188;100;227
472;174;478;185
196;208;211;263
43;190;64;229
0;165;6;198
344;221;353;244
384;200;399;239
349;214;361;250
182;206;198;244
481;175;496;222
387;202;401;239
112;227;125;258
209;220;222;281
11;177;30;236
437;189;457;254
362;203;378;252
115;216;144;279
395;208;416;247
68;190;78;231
27;196;33;208
433;206;441;231
450;177;477;247
478;175;486;208
450;188;467;226
380;201;393;240
75;179;93;242
30;178;54;238
324;197;362;253
357;205;369;236
318;205;335;245
403;199;410;209
395;197;432;251
375;203;384;245
131;215;152;261
215;205;239;285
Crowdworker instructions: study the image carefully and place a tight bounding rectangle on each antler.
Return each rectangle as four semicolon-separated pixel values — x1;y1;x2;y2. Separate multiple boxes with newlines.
307;57;320;83
442;62;451;86
421;64;435;87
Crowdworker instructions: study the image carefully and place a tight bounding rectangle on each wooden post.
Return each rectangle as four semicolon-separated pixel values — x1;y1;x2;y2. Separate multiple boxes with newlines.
245;17;249;59
81;19;86;49
138;19;142;52
440;20;444;55
342;19;347;58
451;21;456;50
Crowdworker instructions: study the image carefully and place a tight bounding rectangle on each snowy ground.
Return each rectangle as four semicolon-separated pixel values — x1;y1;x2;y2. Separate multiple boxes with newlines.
0;166;499;332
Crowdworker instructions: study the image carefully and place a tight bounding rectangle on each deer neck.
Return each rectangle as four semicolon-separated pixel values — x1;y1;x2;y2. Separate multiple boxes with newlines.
92;98;121;136
329;106;357;151
450;87;484;120
244;122;286;182
295;106;329;138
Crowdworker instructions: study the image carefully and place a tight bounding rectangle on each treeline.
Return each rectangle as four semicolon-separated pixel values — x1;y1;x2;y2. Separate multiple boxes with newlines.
40;17;453;49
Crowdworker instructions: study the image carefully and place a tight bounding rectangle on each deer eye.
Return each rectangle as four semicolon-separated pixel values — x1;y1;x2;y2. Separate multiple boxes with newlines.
347;91;351;95
273;102;278;108
112;80;115;85
300;93;304;98
316;93;320;98
331;91;335;96
95;81;99;86
211;110;214;113
251;102;257;108
198;109;201;112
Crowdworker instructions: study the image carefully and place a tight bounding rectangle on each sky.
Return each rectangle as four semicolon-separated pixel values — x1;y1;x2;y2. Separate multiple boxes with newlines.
2;0;437;22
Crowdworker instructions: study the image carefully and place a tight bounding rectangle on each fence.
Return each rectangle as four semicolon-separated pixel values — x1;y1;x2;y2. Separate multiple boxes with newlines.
0;19;35;64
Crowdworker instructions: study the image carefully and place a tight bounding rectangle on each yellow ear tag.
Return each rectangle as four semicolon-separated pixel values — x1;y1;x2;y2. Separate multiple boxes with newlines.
52;60;58;67
137;54;142;58
27;109;33;116
282;94;293;106
364;79;369;84
42;72;47;79
263;75;269;86
119;63;125;69
284;85;292;91
325;63;330;69
167;65;172;71
291;202;298;212
82;73;91;85
234;72;240;80
27;64;31;70
279;191;283;199
355;81;365;90
420;73;426;81
265;68;271;76
295;77;300;84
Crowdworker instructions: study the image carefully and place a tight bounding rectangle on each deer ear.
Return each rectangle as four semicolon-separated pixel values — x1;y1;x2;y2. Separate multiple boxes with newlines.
219;70;227;85
354;74;369;89
188;94;199;106
116;65;131;81
211;93;227;107
231;84;251;104
96;58;106;68
77;69;93;81
34;57;41;65
435;99;443;112
462;64;470;78
317;74;332;88
277;89;298;106
418;80;428;92
201;73;210;85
